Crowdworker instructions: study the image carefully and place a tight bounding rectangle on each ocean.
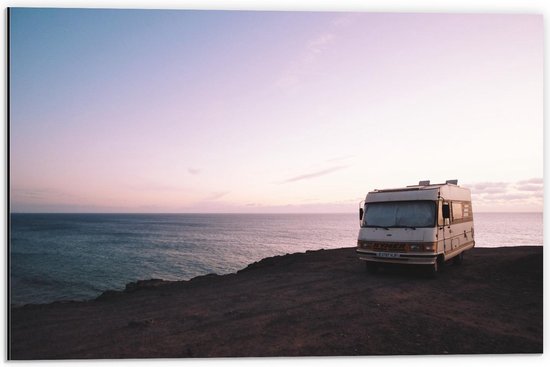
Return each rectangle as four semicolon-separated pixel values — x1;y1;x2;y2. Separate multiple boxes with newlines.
9;212;543;305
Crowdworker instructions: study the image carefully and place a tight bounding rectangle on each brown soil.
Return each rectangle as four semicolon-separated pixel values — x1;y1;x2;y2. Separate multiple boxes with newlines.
9;246;543;359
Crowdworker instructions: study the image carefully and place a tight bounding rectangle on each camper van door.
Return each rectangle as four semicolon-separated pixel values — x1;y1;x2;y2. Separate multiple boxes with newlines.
440;200;452;253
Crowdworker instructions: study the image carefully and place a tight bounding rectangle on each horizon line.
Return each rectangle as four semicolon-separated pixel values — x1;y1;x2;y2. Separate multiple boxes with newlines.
9;211;544;215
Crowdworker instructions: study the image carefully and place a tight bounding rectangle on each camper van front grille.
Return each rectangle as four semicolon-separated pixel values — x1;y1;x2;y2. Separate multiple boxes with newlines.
357;241;407;252
371;242;407;252
357;241;436;253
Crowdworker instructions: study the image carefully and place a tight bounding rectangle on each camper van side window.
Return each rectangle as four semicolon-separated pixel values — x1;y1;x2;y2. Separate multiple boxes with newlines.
437;201;444;226
463;202;472;219
452;202;463;221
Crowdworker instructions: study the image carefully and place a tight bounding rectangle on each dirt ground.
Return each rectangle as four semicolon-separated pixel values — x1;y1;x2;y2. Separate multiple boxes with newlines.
9;246;543;359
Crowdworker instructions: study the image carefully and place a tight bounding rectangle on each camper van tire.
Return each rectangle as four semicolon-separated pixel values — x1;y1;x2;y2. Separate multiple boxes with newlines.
453;252;464;266
426;255;445;277
427;260;439;278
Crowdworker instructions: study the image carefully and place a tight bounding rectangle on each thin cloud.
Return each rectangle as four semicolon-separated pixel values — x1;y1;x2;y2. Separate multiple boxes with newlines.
188;168;201;175
517;178;543;185
12;189;50;200
276;31;336;91
243;201;356;214
127;183;185;192
204;191;230;201
330;13;360;27
514;178;543;192
281;165;347;184
276;13;359;91
481;192;533;201
515;184;543;192
307;33;335;54
11;188;79;200
468;178;542;196
468;178;543;211
467;181;509;193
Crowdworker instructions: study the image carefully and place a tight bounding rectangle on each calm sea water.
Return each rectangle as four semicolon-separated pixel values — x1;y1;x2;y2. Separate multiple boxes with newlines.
9;212;542;305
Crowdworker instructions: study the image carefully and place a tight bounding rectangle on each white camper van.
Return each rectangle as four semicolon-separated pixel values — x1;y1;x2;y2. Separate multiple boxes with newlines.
356;180;475;275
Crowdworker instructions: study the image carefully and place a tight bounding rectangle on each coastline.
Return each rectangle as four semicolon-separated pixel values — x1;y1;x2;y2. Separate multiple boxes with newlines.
10;246;543;359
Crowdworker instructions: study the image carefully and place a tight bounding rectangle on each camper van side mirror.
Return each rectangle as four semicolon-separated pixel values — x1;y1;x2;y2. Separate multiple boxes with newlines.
442;204;450;219
359;208;364;221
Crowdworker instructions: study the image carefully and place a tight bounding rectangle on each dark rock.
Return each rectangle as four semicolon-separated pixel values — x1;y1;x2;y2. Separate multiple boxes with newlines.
124;279;166;292
96;290;122;301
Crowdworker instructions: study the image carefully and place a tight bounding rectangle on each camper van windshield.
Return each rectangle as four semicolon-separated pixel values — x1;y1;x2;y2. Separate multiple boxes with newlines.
362;201;436;228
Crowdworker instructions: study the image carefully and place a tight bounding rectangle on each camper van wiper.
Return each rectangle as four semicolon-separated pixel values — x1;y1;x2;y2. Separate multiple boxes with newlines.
397;225;417;230
367;225;390;230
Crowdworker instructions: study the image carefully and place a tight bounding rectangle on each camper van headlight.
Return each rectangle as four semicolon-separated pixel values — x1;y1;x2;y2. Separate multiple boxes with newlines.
357;240;373;250
423;243;435;252
410;243;435;252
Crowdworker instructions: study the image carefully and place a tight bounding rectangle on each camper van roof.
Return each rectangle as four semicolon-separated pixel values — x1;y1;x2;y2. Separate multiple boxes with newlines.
371;181;459;194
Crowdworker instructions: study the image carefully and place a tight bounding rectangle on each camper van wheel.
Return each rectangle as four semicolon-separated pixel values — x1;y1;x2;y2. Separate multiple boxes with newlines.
437;255;445;272
453;252;464;266
366;262;378;274
427;260;438;278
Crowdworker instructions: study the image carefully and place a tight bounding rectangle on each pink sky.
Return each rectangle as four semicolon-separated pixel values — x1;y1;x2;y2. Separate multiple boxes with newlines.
10;10;543;213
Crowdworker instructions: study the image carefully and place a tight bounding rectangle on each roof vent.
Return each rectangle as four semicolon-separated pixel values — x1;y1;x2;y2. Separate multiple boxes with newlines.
418;180;430;186
446;179;458;185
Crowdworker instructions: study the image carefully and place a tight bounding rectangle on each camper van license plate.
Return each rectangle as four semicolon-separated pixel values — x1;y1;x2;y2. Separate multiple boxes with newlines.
376;252;400;258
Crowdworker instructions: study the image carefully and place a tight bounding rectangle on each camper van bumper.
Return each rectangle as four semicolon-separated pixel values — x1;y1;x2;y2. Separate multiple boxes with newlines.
355;249;438;265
